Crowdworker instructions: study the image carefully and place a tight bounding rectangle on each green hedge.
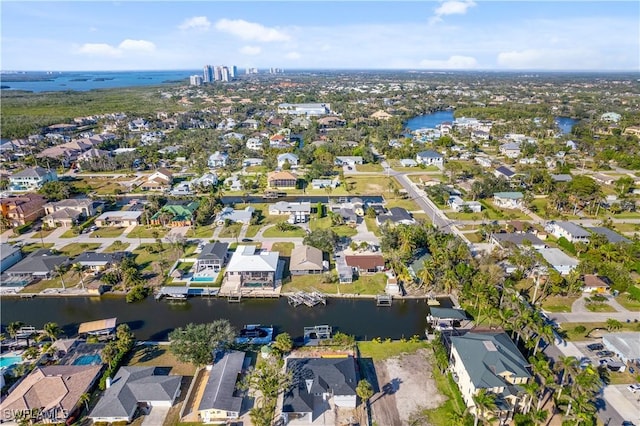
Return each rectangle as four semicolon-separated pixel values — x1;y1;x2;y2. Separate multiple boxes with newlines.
13;222;33;235
627;285;640;302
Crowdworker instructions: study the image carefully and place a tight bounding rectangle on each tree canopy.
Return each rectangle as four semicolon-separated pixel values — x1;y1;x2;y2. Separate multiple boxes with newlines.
169;320;236;366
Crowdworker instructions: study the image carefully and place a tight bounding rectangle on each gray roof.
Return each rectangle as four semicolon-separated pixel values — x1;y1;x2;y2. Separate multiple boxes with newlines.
551;174;573;182
377;207;413;224
198;351;245;413
493;192;523;200
74;251;121;265
537;248;579;267
491;233;546;247
555;221;590;238
586;227;630;244
283;357;357;413
429;307;469;321
495;166;515;177
6;249;68;275
198;242;229;261
11;166;51;179
89;367;181;419
450;332;531;390
416;150;443;159
1;243;21;262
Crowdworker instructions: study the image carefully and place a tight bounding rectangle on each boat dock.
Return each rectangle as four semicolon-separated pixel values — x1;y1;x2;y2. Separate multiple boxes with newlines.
376;294;392;306
155;286;220;300
303;325;332;345
287;290;327;307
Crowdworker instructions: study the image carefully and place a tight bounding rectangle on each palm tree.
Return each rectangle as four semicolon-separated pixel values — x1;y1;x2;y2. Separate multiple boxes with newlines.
7;321;25;340
78;392;91;413
43;322;61;341
555;355;579;399
72;263;86;290
472;389;497;426
54;263;68;290
606;318;622;331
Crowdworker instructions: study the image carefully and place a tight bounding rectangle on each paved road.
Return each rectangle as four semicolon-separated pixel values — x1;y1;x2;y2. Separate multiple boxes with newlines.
548;311;639;323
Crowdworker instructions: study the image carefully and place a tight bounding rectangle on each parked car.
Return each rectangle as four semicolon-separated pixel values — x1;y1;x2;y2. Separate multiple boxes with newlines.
627;383;640;393
586;343;604;351
596;350;615;357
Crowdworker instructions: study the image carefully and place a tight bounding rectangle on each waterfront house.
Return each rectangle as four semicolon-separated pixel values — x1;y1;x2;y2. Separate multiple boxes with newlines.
215;206;255;225
0;243;22;273
269;201;311;224
547;221;590;243
376;207;415;226
151;201;199;227
208;151;229;169
74;252;123;271
5;249;69;279
195;242;229;273
89;367;182;424
0;365;102;425
95;210;142;227
448;331;531;422
277;153;299;168
197;350;246;423
0;194;47;227
225;245;280;289
282;357;357;423
9;167;58;191
345;253;385;275
290;245;324;275
140;168;173;192
493;192;524;210
415;150;444;167
189;173;218;190
536;248;579;275
311;178;339;190
267;171;297;189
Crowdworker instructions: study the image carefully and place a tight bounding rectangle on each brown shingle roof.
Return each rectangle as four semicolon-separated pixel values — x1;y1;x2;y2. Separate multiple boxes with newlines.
268;171;297;181
345;254;385;270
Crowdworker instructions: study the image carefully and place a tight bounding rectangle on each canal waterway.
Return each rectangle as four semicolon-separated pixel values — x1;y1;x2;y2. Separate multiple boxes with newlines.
0;296;446;341
555;116;578;135
404;110;455;131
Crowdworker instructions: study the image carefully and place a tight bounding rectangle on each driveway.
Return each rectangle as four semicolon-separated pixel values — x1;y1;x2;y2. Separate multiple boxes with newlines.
141;405;171;426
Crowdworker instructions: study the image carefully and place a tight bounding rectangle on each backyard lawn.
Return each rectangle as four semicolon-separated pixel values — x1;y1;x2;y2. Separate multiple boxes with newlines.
22;271;83;293
283;273;387;295
364;216;381;236
132;244;182;272
126;344;197;376
90;227;125;238
127;226;169;239
357;340;428;361
59;243;101;258
103;241;130;253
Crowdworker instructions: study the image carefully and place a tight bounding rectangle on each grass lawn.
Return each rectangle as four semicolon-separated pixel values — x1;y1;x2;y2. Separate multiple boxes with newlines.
310;217;357;238
72;177;127;195
422;369;469;426
463;232;483;243
355;163;383;172
270;242;295;256
60;228;80;238
384;197;421;211
175;261;194;274
22;271;82;293
560;321;640;341
262;226;307;238
126;226;169;239
530;198;549;217
608;369;640;385
132;244;183;272
283;273;387;295
613;212;640;219
90;227;125;238
412;213;432;223
245;224;261;238
364;216;381;236
217;223;242;238
59;242;101;258
613;223;640;233
31;229;55;239
541;295;580;313
185;225;215;239
126;344;197;376
103;241;130;253
617;293;640;311
21;242;54;254
357;340;428;361
585;302;616;312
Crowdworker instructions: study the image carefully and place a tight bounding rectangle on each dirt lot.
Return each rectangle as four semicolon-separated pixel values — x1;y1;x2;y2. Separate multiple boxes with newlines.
369;349;445;425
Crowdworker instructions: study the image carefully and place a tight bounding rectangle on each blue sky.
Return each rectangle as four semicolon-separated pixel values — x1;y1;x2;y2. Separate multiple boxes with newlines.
1;1;639;71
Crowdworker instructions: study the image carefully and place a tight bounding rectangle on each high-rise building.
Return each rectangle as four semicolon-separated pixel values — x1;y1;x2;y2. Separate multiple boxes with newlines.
221;67;230;82
189;75;203;86
203;65;213;83
214;66;223;81
230;65;237;79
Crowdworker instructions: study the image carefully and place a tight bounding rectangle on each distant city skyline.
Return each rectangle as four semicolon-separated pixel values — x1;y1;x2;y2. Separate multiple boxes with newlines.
2;1;639;72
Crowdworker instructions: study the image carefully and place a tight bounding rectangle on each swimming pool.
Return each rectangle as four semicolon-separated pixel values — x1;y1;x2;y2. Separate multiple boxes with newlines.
191;277;214;282
72;354;102;366
0;355;22;368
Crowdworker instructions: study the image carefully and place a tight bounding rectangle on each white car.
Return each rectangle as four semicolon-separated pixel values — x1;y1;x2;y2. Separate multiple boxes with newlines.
628;383;640;393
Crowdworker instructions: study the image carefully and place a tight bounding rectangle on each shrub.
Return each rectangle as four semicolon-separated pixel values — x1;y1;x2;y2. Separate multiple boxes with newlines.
627;285;640;301
13;222;33;235
574;325;587;333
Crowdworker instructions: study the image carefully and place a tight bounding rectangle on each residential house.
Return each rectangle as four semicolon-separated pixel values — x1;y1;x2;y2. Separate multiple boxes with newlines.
475;156;492;168
225;245;280;289
9;167;58;191
282;357;357;423
318;116;346;129
290;245;324;275
448;331;531;421
415;150;444;167
268;171;297;188
493;192;524;210
371;110;393;120
240;118;259;129
190;173;218;191
592;173;615;186
586;227;630;244
243;158;264;167
376;207;415;226
490;233;547;250
89;367;182;424
291;117;311;128
448;196;482;213
311;179;339;190
550;174;573;183
536;248;579;275
277;103;331;116
151;201;199;227
197;351;246;423
494;166;516;180
128;118;149;132
277;153;299;168
345;253;385;275
43;198;96;228
0;243;22;273
0;365;102;424
400;159;418;167
269;133;289;148
335;156;364;166
246;137;264;151
0;194;47;227
141;168;173;191
215;206;255;225
74;252;123;271
600;112;621;123
222;132;245;142
208;151;229;168
269;201;311;224
171;182;192;196
5;249;69;279
499;143;521;159
582;274;610;294
95;211;142;227
195;242;229;273
547;221;590;243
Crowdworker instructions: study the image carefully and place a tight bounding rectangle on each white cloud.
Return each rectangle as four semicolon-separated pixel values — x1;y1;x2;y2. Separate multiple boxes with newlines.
240;45;261;55
497;48;597;69
430;0;476;24
76;43;121;57
214;18;290;42
118;39;155;52
419;55;478;69
285;51;301;60
178;16;211;31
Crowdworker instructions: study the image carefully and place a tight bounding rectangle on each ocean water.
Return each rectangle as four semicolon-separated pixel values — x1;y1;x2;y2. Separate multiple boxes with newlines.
1;70;197;92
